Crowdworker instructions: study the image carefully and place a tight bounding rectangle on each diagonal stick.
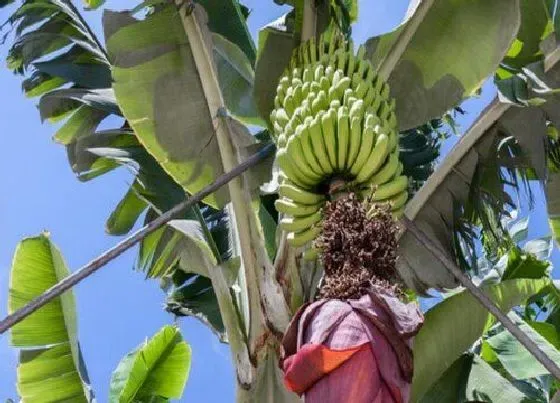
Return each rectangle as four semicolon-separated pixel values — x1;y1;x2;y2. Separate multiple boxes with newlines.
0;144;274;335
403;217;560;380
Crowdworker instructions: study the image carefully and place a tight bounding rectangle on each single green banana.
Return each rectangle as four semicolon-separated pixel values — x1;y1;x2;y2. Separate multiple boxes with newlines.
388;110;397;129
275;108;289;127
277;134;287;148
275;198;321;217
325;66;334;83
311;81;322;94
355;81;369;99
309;37;317;64
371;175;409;201
342;88;354;106
349;99;364;120
330;99;341;109
337;106;350;170
337;49;349;72
309;112;333;174
311;90;328;114
328;86;338;104
298;123;325;176
322;108;338;169
287;225;323;247
303;67;313;83
378;101;391;122
315;64;325;82
286;135;323;183
380;82;390;100
332;69;343;87
320;76;331;93
279;76;290;90
276;149;315;188
346;115;362;169
350;124;375;176
395;161;404;178
335;77;352;99
388;190;408;211
279;183;325;205
364;62;376;83
292;77;303;88
388;127;398;152
302;81;311;100
293;84;303;105
355;132;390;184
346;96;358;110
280;210;323;232
369;151;399;186
283;94;295;115
363;85;375;107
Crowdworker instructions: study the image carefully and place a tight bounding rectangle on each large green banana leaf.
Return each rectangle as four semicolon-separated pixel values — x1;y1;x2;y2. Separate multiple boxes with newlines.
365;0;520;130
419;354;531;403
103;5;265;208
8;233;94;402
486;313;560;380
412;278;549;401
398;39;560;293
109;325;191;402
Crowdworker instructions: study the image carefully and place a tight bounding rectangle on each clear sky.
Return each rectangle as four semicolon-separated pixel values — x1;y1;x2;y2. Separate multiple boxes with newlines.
0;1;557;402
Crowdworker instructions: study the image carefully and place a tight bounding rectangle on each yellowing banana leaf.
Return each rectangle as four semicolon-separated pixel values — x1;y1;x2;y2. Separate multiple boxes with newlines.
412;278;549;401
365;0;521;130
103;5;262;208
8;233;94;402
109;325;191;403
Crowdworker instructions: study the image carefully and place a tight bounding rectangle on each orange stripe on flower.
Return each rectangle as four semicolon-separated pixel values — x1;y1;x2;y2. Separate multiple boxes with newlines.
283;343;368;395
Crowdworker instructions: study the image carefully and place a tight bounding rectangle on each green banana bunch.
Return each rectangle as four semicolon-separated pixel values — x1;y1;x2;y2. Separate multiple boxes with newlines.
271;35;410;249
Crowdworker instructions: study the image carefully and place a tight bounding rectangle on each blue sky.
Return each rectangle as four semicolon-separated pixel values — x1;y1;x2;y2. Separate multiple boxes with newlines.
0;0;557;402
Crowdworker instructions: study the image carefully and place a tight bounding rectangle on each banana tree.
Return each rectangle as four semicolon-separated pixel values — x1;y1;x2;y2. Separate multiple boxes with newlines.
3;0;560;401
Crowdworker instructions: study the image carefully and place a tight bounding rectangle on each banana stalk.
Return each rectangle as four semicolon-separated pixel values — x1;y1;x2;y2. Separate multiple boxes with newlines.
177;3;293;400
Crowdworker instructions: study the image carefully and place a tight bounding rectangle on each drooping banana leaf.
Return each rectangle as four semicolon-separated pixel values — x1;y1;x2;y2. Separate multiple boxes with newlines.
109;325;191;402
365;0;521;130
398;40;560;293
8;233;94;402
3;0;118;146
412;277;549;401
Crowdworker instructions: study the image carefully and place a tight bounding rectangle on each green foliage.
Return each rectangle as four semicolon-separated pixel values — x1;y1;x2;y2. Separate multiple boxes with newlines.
365;0;520;130
412;278;549;400
8;234;94;402
109;325;191;402
486;313;560;380
104;5;264;208
420;354;531;403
